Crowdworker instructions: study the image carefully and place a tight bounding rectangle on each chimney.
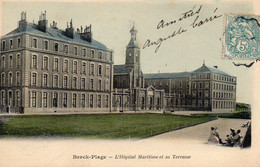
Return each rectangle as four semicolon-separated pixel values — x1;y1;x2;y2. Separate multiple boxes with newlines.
38;11;48;32
18;11;27;30
65;19;74;38
80;24;92;42
214;66;218;69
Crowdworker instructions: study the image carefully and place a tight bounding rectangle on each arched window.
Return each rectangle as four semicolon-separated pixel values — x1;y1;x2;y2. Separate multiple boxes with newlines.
73;77;77;88
1;91;5;106
63;76;68;88
43;74;48;86
98;52;102;59
32;73;37;86
9;55;13;68
8;72;13;85
64;59;69;72
98;65;102;76
64;45;68;53
16;54;21;68
91;50;95;58
32;55;37;68
16;91;21;107
90;94;93;108
1;73;5;86
2;56;6;69
2;41;6;50
53;75;58;87
72;93;77;107
74;47;78;55
73;61;78;73
16;72;21;85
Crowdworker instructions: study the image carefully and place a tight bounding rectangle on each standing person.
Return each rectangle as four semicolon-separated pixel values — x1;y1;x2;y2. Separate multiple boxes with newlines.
214;126;223;144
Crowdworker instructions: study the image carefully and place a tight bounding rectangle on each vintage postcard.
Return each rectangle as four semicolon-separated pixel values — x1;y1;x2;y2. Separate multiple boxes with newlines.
0;0;259;167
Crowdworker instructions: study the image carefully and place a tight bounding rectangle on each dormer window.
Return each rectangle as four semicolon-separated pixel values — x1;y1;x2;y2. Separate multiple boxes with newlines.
10;39;13;49
17;38;21;47
33;38;37;48
91;50;95;58
64;45;68;53
44;41;48;50
98;52;102;59
2;41;6;50
74;47;78;55
54;43;59;51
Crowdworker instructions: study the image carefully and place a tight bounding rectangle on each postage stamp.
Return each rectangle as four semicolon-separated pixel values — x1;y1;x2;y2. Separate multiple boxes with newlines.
223;14;260;60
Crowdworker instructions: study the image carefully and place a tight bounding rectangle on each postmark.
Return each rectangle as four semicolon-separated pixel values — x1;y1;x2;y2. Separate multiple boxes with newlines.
223;14;260;60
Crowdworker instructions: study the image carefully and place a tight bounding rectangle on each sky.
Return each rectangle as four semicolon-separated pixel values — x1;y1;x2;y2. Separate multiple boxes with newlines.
0;0;259;104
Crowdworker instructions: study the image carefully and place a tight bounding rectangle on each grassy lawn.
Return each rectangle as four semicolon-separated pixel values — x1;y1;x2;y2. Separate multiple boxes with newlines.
0;114;215;139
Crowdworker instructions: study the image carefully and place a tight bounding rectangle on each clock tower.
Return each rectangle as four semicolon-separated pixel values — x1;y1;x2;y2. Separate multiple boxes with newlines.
125;26;144;88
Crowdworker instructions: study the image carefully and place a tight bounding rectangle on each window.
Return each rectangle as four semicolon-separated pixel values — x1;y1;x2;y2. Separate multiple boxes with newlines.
98;65;102;76
16;91;21;107
16;54;21;68
43;92;47;107
1;91;5;105
10;39;13;48
205;100;208;107
2;56;5;69
105;95;109;108
31;92;36;107
105;79;109;91
1;73;5;86
53;93;58;107
43;74;48;86
205;91;209;98
205;82;209;89
179;81;182;88
32;55;37;68
98;80;102;90
53;75;58;87
82;62;86;74
32;73;37;86
81;78;85;89
83;48;86;56
90;79;94;90
54;43;59;51
192;91;196;97
105;66;109;77
16;72;21;85
64;59;69;72
81;94;85;107
43;57;48;70
90;64;94;75
2;41;6;50
8;72;13;85
91;50;95;58
64;45;68;53
198;91;202;98
33;39;37;48
192;82;196;89
73;94;77;107
73;61;77;73
54;58;58;70
74;47;78;55
97;95;101;108
9;55;13;68
90;94;93;108
73;77;77;88
98;52;102;59
17;38;21;47
44;41;48;50
199;82;203;89
63;76;68;88
63;93;67;107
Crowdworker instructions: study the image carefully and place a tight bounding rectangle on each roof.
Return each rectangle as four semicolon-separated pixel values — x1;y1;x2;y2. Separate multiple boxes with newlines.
114;65;128;74
127;39;140;48
3;23;108;50
144;72;191;79
192;64;230;76
144;64;231;79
